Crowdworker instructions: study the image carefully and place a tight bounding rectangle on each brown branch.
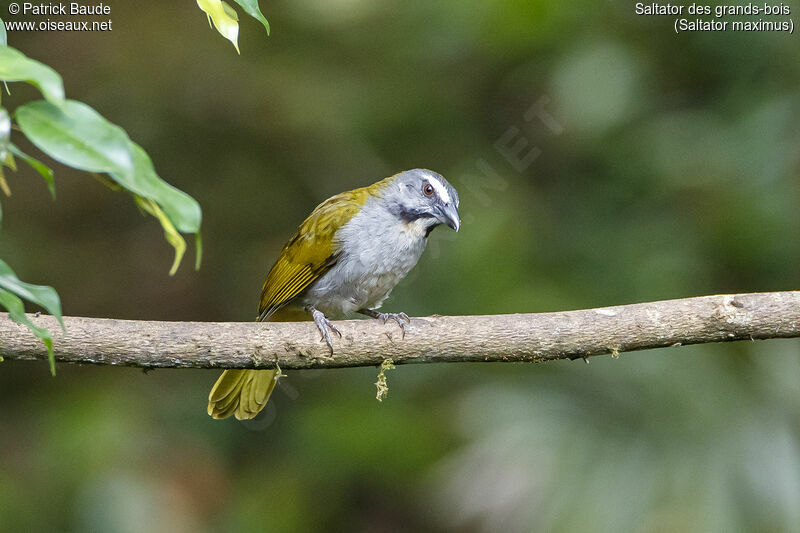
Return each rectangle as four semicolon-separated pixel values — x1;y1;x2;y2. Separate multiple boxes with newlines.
1;292;799;370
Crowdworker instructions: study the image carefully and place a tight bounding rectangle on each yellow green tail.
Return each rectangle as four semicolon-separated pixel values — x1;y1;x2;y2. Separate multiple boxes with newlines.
207;369;278;420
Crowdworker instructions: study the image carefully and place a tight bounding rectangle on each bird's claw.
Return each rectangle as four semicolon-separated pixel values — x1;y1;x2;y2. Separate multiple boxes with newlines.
310;308;341;356
378;312;411;339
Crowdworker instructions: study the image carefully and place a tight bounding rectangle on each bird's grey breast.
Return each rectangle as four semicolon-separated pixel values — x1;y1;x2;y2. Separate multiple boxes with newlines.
303;196;429;316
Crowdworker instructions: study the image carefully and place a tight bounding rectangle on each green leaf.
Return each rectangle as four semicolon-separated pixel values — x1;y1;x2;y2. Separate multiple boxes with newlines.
3;151;15;171
0;289;56;374
0;17;6;47
0;47;65;106
16;100;199;231
195;232;203;270
16;99;202;272
222;1;239;21
197;0;241;53
0;258;63;326
110;143;201;234
232;0;270;35
0;289;56;375
0;259;62;376
16;99;134;175
134;196;186;275
8;143;55;198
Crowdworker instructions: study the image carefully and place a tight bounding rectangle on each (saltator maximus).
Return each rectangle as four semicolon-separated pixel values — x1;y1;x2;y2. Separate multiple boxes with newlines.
207;168;460;420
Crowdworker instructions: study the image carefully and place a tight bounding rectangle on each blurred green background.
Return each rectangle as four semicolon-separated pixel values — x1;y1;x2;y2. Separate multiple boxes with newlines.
2;1;800;531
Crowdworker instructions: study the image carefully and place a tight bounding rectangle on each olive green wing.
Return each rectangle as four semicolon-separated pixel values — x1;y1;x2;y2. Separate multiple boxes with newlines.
257;188;370;321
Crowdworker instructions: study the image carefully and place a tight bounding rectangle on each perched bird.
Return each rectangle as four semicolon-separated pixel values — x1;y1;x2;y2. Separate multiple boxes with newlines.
207;169;460;420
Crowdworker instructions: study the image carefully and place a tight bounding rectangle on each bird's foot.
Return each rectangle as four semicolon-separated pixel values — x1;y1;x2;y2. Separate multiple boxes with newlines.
309;307;341;356
378;312;410;339
358;309;411;338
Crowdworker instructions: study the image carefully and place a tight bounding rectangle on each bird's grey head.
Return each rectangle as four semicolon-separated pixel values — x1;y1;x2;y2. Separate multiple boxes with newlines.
383;169;460;235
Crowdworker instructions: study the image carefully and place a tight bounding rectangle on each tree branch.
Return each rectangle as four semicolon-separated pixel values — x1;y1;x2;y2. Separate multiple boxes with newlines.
2;292;799;370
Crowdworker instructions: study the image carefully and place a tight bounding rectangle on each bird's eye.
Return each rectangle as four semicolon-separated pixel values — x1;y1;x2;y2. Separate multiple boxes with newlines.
423;183;434;196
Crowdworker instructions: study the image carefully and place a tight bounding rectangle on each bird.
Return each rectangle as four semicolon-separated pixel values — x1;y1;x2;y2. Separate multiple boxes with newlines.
207;169;461;420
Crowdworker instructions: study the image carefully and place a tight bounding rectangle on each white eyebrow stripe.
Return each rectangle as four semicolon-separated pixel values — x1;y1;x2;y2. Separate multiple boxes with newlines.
427;175;451;203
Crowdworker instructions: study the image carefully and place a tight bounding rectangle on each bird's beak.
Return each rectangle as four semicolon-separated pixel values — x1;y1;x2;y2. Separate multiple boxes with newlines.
438;203;461;232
